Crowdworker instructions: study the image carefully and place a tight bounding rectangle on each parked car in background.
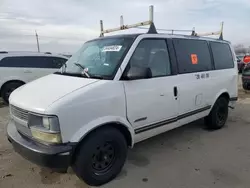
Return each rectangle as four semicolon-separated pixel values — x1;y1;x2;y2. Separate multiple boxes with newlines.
0;52;68;103
237;55;245;73
243;55;250;64
237;55;244;60
242;61;250;90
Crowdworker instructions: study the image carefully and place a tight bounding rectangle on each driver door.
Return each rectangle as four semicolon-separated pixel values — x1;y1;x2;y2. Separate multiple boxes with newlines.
122;38;179;137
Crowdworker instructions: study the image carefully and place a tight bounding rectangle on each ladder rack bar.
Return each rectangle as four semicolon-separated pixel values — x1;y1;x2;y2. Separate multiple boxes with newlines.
149;5;154;23
102;21;151;34
120;15;124;27
197;31;220;36
100;5;153;36
100;20;104;37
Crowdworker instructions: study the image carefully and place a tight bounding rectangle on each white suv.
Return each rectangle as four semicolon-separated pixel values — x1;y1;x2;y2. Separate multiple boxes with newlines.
7;33;238;186
0;52;68;103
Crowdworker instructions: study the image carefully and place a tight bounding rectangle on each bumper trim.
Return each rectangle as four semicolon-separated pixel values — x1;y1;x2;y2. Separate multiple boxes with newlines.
7;120;74;171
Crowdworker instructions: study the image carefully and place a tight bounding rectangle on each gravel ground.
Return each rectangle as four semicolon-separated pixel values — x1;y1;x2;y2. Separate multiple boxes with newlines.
1;76;250;188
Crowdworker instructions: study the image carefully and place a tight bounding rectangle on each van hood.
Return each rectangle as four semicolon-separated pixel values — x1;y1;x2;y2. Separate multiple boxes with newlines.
9;74;99;113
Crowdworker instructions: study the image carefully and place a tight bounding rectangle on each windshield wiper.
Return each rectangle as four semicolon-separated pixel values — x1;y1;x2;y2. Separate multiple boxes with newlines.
74;63;90;78
72;63;105;79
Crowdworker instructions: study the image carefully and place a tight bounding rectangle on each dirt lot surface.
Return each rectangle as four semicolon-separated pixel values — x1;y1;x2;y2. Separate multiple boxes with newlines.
1;76;250;188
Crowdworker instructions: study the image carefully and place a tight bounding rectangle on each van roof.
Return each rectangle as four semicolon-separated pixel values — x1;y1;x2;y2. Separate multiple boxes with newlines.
89;33;231;44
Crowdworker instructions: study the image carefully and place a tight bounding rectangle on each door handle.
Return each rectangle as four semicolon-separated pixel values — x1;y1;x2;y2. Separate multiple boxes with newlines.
173;86;178;99
24;70;32;73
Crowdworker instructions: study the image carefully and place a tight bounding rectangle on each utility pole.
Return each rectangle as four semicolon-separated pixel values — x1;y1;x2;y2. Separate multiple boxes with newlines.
35;30;40;52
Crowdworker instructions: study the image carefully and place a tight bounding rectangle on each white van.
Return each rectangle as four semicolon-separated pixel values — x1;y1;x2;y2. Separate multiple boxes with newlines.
0;52;68;103
7;33;238;186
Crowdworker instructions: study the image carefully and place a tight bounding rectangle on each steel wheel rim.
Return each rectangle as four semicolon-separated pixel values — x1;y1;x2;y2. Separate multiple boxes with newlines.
91;142;116;175
216;103;227;125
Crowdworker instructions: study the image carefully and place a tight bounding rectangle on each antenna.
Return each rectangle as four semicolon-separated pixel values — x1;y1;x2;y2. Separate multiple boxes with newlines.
99;5;156;36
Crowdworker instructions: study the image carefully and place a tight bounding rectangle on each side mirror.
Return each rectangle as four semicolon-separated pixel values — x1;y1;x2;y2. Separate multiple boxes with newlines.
237;59;241;63
243;55;250;63
123;66;152;80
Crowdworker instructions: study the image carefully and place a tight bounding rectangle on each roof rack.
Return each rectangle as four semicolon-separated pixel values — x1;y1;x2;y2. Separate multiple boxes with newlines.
100;5;157;37
136;26;195;35
192;22;224;40
0;51;8;53
99;5;224;40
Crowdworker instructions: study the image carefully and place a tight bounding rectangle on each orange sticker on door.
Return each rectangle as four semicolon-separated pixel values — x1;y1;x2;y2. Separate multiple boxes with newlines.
191;54;198;64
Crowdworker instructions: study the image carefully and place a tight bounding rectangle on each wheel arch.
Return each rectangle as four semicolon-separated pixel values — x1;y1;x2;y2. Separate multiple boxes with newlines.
70;119;135;148
211;89;230;109
0;80;26;96
71;121;134;162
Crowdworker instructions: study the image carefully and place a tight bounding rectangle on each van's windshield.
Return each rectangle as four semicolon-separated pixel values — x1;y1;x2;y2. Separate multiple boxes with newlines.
61;37;134;79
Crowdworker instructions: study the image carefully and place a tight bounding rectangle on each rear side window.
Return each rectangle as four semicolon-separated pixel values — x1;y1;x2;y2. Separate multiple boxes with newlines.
210;42;234;70
0;56;67;68
173;39;212;74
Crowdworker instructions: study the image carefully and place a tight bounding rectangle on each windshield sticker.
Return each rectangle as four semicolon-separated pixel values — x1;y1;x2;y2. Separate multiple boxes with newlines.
102;45;122;52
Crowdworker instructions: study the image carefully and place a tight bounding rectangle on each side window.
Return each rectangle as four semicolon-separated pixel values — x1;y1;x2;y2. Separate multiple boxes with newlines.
0;57;13;67
49;57;67;69
210;42;234;70
0;56;66;68
129;39;171;77
25;56;66;69
173;39;212;74
0;57;26;67
29;57;47;68
23;56;49;68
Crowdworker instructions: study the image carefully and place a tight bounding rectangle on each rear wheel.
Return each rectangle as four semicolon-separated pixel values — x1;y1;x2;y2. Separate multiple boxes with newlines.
243;83;250;90
1;82;24;104
204;97;229;129
72;127;127;186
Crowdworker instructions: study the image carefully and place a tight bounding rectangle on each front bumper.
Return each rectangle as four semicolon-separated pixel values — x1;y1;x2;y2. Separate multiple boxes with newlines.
7;120;74;171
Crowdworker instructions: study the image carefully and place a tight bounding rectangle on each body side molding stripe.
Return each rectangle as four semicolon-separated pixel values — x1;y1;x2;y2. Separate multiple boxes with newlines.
135;105;211;134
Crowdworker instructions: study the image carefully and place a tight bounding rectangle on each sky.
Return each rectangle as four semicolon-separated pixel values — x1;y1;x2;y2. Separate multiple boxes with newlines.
0;0;250;53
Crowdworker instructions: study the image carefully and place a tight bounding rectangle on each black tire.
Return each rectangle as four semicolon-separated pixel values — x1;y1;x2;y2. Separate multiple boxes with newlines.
243;83;247;90
204;97;229;129
72;126;127;186
1;82;24;104
243;83;250;90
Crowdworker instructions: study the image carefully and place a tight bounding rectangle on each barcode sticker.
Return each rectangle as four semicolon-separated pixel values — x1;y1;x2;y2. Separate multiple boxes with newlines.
102;45;122;52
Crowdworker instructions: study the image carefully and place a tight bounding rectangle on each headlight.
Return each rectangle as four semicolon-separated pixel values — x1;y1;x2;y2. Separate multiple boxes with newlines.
28;114;62;144
31;128;62;144
42;117;50;129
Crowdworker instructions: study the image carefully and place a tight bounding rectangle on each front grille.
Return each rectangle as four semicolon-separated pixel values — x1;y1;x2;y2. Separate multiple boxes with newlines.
10;105;29;122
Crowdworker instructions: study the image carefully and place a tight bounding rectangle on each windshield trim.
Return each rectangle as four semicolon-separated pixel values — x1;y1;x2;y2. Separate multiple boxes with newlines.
109;36;138;80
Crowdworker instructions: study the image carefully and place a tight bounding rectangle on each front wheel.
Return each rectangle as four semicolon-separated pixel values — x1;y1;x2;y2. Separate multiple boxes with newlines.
1;82;24;104
204;97;229;129
72;127;127;186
